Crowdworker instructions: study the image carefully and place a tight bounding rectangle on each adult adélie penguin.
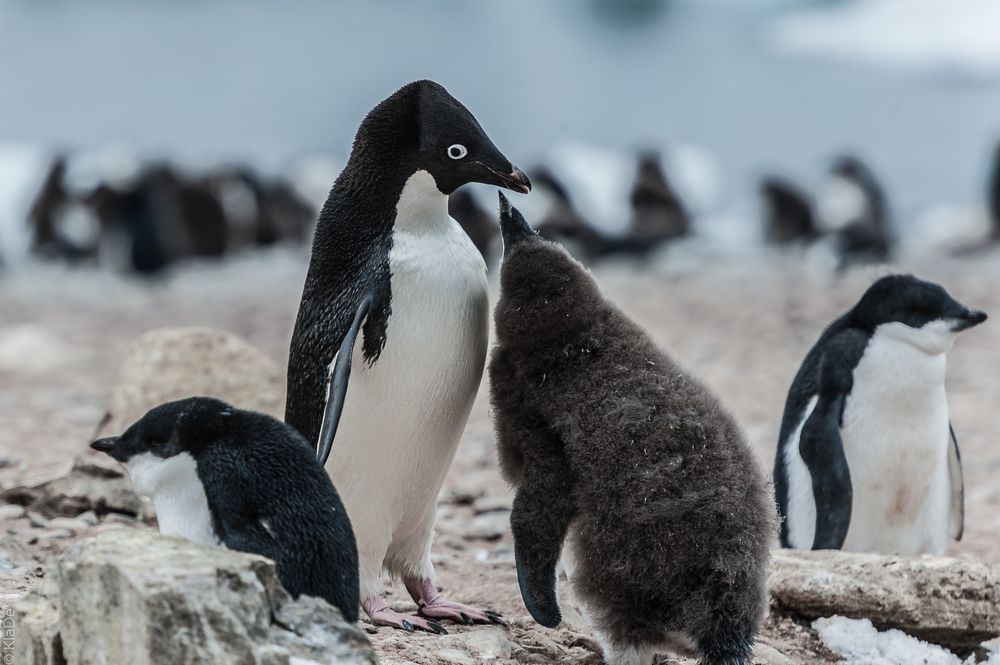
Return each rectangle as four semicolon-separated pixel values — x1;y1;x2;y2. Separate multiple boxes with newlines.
286;80;530;633
774;274;986;555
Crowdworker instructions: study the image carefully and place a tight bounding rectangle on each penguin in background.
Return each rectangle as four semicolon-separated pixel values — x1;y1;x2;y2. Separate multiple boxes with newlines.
627;150;690;244
90;397;359;622
531;167;607;262
987;141;1000;240
774;275;986;554
760;176;818;246
816;156;893;270
448;188;497;263
490;194;774;665
27;155;100;263
285;80;530;633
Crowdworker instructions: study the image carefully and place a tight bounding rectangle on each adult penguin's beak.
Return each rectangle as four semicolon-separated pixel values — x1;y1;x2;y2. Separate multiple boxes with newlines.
480;163;532;194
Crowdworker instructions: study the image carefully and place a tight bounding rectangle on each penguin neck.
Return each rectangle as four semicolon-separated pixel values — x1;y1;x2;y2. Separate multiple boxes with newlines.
394;170;450;235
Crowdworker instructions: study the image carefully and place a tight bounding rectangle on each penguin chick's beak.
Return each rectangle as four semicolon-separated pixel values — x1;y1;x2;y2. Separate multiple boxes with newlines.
90;437;119;454
952;309;988;332
498;192;537;249
478;162;532;194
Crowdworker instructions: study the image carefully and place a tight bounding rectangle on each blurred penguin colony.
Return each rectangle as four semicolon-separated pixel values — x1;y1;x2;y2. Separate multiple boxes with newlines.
6;139;1000;275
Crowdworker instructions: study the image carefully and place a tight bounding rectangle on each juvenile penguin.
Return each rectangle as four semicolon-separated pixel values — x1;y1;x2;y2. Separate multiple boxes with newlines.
489;194;775;665
90;397;359;622
285;80;530;632
773;275;987;554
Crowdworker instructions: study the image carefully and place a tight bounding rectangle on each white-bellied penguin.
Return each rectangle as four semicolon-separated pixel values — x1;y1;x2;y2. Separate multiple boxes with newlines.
774;274;986;554
285;80;530;633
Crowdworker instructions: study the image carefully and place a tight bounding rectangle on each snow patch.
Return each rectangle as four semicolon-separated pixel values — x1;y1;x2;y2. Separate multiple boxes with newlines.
771;0;1000;79
813;615;991;665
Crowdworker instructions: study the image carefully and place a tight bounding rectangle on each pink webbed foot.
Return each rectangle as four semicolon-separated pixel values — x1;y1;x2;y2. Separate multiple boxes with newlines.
363;593;448;634
405;577;506;626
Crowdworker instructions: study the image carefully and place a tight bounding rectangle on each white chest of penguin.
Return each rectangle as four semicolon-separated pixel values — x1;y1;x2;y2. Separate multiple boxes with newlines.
325;171;489;525
840;327;952;554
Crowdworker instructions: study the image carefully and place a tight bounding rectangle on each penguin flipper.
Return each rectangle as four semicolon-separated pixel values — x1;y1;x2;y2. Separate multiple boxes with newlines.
316;294;372;467
510;458;576;629
799;389;853;550
948;424;965;541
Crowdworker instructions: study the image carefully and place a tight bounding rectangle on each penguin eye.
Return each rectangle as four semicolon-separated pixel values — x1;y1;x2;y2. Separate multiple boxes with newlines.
447;144;468;160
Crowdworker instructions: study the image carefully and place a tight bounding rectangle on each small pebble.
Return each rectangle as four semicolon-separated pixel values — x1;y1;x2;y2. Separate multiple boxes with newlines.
34;528;73;542
473;495;512;515
0;504;26;521
436;648;475;665
48;517;88;533
26;511;49;528
103;513;138;526
77;510;99;526
463;513;508;541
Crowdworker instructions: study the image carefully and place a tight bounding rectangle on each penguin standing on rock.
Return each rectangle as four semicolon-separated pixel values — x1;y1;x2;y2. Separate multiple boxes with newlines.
285;80;530;632
90;397;359;622
774;275;986;554
489;194;774;665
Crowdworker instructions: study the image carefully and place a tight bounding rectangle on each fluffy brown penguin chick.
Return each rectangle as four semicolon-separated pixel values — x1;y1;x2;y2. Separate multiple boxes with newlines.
488;193;776;665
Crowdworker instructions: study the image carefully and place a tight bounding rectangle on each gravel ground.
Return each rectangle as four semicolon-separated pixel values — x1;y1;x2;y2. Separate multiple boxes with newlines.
1;244;998;664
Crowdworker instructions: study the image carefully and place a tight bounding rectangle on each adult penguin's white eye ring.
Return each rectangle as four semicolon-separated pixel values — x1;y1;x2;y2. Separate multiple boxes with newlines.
447;144;468;160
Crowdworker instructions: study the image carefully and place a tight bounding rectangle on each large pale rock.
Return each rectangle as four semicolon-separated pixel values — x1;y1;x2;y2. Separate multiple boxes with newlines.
98;327;283;436
768;549;1000;651
11;575;61;665
15;529;376;665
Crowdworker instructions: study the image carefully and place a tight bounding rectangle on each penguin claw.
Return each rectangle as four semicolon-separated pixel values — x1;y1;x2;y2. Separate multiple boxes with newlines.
417;598;506;626
367;604;449;634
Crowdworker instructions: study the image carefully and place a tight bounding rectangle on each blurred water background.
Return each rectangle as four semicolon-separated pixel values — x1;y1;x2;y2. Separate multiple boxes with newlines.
1;0;999;263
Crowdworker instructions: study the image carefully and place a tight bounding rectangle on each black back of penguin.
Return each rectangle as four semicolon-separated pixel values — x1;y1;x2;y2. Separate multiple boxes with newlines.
773;275;986;549
92;397;360;622
285;79;531;447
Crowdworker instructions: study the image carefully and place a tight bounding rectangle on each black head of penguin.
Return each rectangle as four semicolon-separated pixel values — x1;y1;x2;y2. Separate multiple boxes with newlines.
351;80;530;196
848;274;987;334
91;396;360;623
89;397;231;463
496;192;602;345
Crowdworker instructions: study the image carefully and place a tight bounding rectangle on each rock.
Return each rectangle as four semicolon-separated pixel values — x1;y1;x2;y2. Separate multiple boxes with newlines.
76;511;98;526
14;529;377;665
34;528;74;542
435;648;475;665
97;327;283;437
463;513;509;541
458;627;515;661
768;549;1000;651
46;517;89;533
0;503;25;520
752;642;795;665
26;511;49;528
12;574;62;665
1;453;146;519
473;494;513;515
